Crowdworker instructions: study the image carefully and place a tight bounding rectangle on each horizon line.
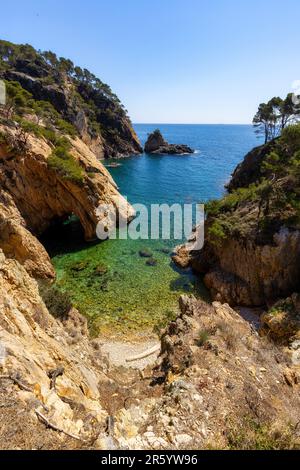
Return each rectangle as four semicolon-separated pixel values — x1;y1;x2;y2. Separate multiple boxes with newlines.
133;122;253;126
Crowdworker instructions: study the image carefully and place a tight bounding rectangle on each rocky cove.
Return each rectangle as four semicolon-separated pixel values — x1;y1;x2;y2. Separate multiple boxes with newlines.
0;40;300;450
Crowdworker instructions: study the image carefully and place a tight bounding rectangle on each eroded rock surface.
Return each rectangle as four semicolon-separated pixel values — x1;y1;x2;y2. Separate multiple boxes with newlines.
175;227;300;306
111;296;300;450
0;188;54;279
0;249;108;444
0;122;134;277
1;256;300;449
260;293;300;348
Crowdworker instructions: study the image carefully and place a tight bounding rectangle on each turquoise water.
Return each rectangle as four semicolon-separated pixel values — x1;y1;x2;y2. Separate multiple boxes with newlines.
46;125;262;338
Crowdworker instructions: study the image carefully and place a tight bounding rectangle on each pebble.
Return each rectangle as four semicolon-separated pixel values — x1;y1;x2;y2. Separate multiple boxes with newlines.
143;431;155;438
175;434;193;447
193;393;203;403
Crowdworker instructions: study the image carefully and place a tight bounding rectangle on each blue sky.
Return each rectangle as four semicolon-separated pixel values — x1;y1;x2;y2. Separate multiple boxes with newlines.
1;0;300;123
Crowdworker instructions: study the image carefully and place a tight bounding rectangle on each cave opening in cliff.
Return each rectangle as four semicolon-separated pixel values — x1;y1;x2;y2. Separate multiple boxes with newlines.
39;214;90;257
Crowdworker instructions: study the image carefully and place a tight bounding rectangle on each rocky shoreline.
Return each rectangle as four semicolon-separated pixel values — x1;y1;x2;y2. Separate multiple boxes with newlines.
1;128;300;448
0;39;300;450
173;133;300;310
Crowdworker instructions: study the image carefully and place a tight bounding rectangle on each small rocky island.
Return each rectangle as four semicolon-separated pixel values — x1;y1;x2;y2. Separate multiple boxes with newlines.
144;129;194;155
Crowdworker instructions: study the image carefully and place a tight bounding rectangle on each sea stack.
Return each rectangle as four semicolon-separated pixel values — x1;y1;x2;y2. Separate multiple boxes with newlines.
144;129;194;155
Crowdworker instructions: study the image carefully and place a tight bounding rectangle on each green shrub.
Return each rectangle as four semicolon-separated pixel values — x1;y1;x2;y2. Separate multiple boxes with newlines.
48;145;84;184
262;151;281;173
281;123;300;153
55;118;77;137
38;282;72;319
205;184;261;219
208;220;227;245
3;80;77;138
4;80;34;115
269;298;294;316
14;118;42;136
0;130;7;144
205;199;222;216
196;329;210;347
227;417;298;450
40;128;62;146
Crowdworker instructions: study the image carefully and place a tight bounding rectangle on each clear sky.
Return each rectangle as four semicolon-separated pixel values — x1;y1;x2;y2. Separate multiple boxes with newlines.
1;0;300;124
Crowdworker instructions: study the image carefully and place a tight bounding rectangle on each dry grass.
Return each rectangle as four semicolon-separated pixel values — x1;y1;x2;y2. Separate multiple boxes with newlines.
225;416;299;450
217;320;238;351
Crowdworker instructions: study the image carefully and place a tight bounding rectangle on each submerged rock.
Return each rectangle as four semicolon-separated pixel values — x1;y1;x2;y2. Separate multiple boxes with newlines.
71;260;89;272
146;258;158;267
157;247;171;255
93;263;108;276
139;249;153;258
144;129;194;155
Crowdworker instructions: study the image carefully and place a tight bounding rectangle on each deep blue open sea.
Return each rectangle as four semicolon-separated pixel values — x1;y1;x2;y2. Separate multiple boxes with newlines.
109;124;262;206
49;124;263;338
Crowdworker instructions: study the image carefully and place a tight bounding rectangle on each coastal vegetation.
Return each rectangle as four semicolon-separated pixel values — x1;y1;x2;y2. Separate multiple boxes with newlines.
205;122;300;245
0;80;85;184
38;281;73;320
0;39;142;158
48;143;85;184
2;80;77;136
253;94;300;143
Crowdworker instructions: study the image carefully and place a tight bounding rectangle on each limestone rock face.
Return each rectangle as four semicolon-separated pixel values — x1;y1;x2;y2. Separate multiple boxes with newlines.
260;293;300;343
0;250;107;440
174;227;300;306
144;129;194;155
144;129;167;153
205;227;300;306
0;189;54;279
1;252;300;449
0;123;135;278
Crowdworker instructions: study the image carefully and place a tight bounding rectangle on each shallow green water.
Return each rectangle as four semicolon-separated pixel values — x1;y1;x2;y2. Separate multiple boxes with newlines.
43;221;207;337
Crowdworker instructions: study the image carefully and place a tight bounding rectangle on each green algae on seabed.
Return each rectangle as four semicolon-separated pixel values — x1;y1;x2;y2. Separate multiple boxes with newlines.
43;220;209;338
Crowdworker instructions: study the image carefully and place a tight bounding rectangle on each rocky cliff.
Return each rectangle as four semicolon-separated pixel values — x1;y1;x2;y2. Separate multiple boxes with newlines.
174;124;300;307
0;249;109;446
0;40;142;158
0;120;134;279
0;42;141;447
0;42;139;276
